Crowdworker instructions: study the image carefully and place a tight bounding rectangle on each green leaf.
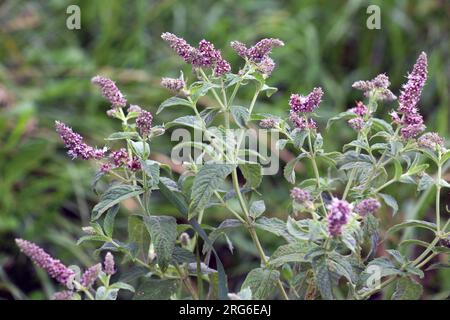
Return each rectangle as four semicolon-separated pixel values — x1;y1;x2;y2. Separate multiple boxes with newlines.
128;215;150;257
284;157;299;184
314;133;323;150
157;97;192;114
230;105;249;128
290;129;308;149
203;219;243;254
418;174;434;192
165;115;203;130
261;84;278;97
103;205;119;238
269;241;312;267
393;159;403;181
190;164;235;217
387;220;437;235
241;268;280;300
171;246;196;264
130;140;150;158
254;217;295;243
392;277;423;300
312;256;334;300
249;200;266;218
110;281;135;292
378;193;398;215
76;234;109;245
105;132;139;141
92;185;143;220
158;178;189;217
140;160;160;186
441;150;450;164
371;118;394;134
406;163;429;176
143;216;177;271
190;82;221;102
133;279;179;300
239;163;262;189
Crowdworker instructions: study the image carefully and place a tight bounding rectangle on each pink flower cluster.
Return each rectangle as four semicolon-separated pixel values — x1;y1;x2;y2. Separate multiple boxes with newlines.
289;112;317;130
352;73;396;101
418;132;445;151
327;198;352;237
15;239;75;287
355;198;380;217
161;77;185;92
391;52;428;139
55;121;105;160
259;118;278;129
104;252;116;276
230;38;283;76
290;187;311;204
91;75;127;107
101;148;141;173
80;263;102;288
161;33;230;76
289;87;323;114
136;110;153;136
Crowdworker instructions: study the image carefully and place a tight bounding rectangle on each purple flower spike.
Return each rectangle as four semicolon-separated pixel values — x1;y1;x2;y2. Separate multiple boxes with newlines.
80;263;102;288
161;32;196;64
104;252;116;276
352;73;396;101
136;110;153;136
348;117;365;131
161;77;185;92
260;118;278;129
290;187;311;204
289;112;317;130
355;198;380;217
230;41;248;58
55;121;105;160
349;101;368;117
246;38;284;63
289;87;323;113
257;57;276;76
398;52;428;114
91;75;127;107
418;132;445;151
327;198;352;237
15;239;75;288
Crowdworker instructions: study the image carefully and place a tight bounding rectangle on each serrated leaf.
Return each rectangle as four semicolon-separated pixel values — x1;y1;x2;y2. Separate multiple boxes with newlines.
133;279;179;300
314;133;323;150
239;163;262;189
291;129;308;149
171;246;196;264
130;140;150;158
103;205;119;238
312;256;334;300
190;164;235;217
110;281;135;292
393;159;403;181
378;193;398;215
203;219;243;254
241;268;280;300
254;217;295;243
249;200;266;218
128;215;150;258
157;97;192;114
269;241;312;267
165;115;203;130
230;105;249;128
158;178;189;217
261;84;278;97
143;216;177;271
140;160;160;186
77;235;109;245
392;277;423;300
326;111;356;129
92;185;144;220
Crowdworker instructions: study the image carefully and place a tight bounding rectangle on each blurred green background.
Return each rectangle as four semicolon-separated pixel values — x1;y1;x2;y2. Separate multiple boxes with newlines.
0;0;449;299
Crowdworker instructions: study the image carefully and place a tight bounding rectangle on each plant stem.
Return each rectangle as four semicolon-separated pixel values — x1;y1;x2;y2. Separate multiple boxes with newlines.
307;130;327;215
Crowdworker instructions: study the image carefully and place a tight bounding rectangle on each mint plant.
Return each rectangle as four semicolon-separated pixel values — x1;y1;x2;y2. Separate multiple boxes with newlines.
15;34;449;300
